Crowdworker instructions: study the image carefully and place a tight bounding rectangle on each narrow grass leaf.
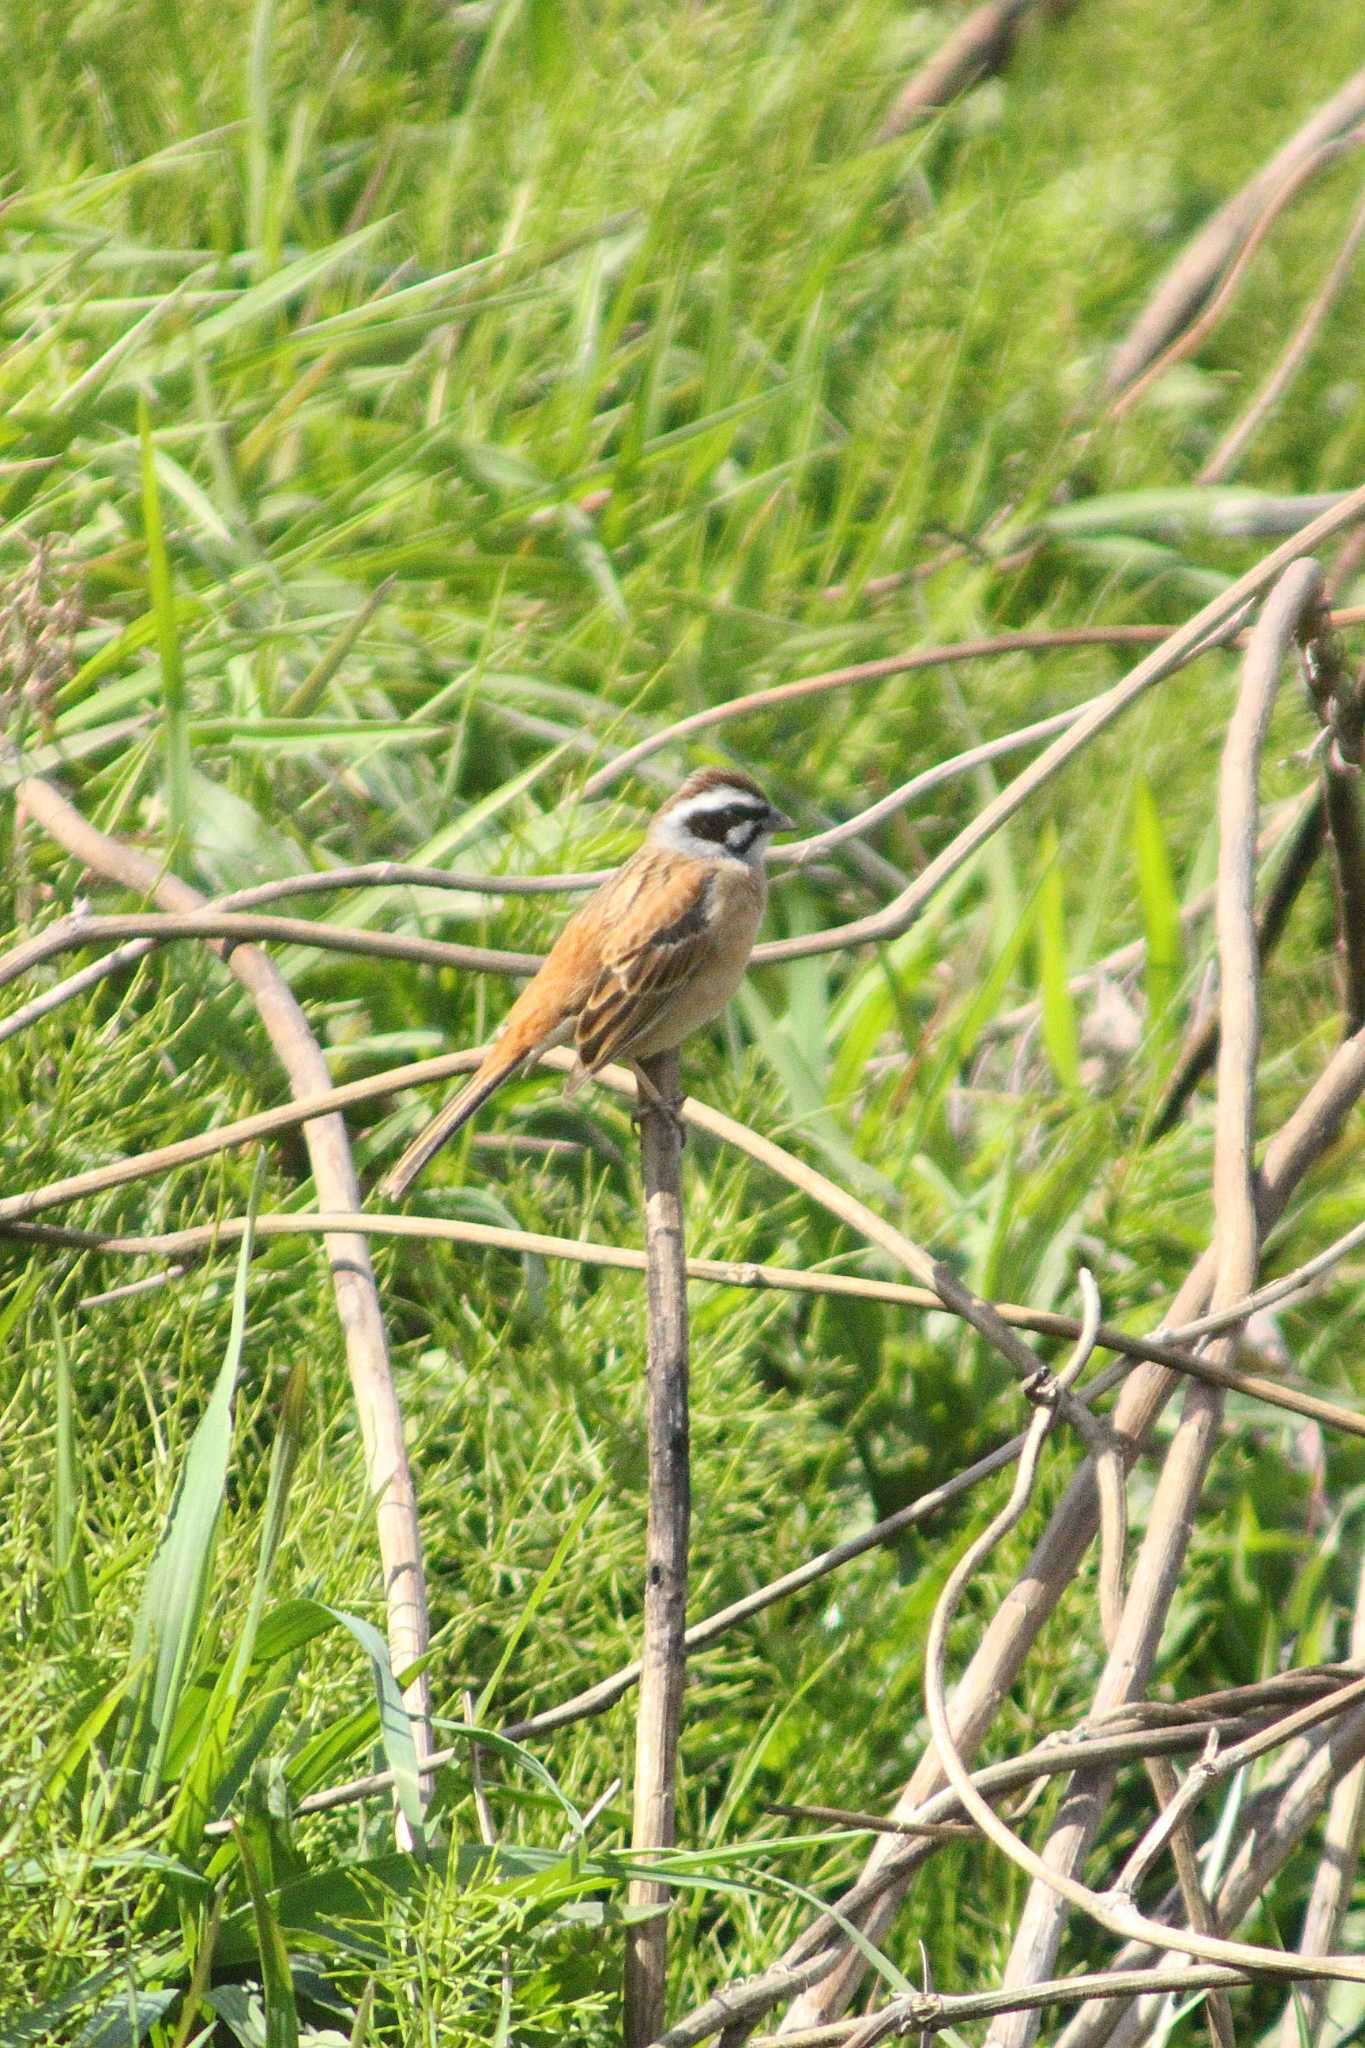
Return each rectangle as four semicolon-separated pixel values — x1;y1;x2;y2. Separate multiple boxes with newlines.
1132;773;1183;1033
137;393;190;850
1037;822;1080;1089
129;1167;260;1796
50;1304;91;1629
231;1821;299;2048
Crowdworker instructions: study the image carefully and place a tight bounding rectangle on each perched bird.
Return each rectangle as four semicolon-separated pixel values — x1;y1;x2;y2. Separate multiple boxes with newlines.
379;768;791;1199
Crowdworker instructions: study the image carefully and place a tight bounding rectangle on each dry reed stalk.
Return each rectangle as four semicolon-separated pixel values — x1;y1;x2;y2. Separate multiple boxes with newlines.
751;1964;1254;2048
1274;1555;1365;2048
877;0;1071;140
581;611;1365;809
978;558;1323;2048
1151;791;1325;1134
757;487;1365;965
12;769;435;1837
277;1661;1365;1842
1300;603;1365;1033
625;1050;693;2048
1106;131;1365;421
764;590;1365;2040
0;905;538;987
1104;68;1365;397
1200;182;1365;483
7;1162;1365;1433
1054;1695;1365;2048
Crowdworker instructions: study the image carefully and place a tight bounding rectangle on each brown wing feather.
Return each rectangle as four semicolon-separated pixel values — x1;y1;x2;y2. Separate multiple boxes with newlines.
573;862;715;1073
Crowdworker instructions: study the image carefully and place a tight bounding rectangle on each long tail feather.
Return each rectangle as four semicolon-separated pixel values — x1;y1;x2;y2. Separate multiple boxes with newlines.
378;1055;522;1201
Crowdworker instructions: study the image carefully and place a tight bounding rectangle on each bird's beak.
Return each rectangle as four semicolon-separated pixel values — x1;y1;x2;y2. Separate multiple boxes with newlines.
767;805;794;832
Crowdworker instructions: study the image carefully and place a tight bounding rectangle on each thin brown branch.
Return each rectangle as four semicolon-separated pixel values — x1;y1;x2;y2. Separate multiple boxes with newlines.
1054;1697;1365;2048
626;1051;693;2048
876;0;1067;139
1201;180;1365;484
580;627;1214;805
984;558;1322;2048
1104;69;1365;397
1108;131;1364;420
776;581;1365;2040
753;490;1365;965
7;1087;1365;1444
1276;1554;1365;2048
1300;602;1365;1033
917;1226;1365;2017
1151;791;1325;1136
0;906;538;991
13;769;434;1837
756;1964;1254;2047
582;613;1365;812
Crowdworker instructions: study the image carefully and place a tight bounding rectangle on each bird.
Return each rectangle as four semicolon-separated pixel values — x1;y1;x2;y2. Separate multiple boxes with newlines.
378;768;791;1200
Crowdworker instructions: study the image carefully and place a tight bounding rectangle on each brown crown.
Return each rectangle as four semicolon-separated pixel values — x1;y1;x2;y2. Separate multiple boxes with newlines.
663;767;771;811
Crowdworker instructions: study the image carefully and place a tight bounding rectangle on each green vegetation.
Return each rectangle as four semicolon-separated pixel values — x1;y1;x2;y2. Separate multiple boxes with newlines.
4;0;1365;2041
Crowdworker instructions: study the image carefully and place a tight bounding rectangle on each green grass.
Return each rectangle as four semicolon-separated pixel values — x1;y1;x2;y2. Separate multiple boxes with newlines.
5;0;1365;2040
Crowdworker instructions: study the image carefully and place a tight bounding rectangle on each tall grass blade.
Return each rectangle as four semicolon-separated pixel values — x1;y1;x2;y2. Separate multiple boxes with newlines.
137;393;190;852
1132;772;1183;1034
50;1304;91;1631
128;1168;261;1798
231;1820;299;2048
1037;822;1080;1088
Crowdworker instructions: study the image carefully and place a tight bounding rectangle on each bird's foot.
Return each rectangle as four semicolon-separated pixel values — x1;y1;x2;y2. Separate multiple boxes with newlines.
629;1061;687;1146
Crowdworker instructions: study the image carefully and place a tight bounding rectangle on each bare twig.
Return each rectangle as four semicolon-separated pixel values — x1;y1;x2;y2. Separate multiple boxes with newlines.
877;0;1070;139
0;906;538;990
1104;69;1365;397
750;1964;1255;2048
8;1086;1365;1443
1151;791;1325;1135
983;559;1323;2048
626;1050;692;2048
1055;1695;1365;2048
580;627;1222;805
1275;1554;1365;2048
754;488;1365;965
1201;181;1365;483
1107;131;1365;420
775;574;1365;2039
13;770;434;1838
917;1263;1365;2011
1300;602;1365;1033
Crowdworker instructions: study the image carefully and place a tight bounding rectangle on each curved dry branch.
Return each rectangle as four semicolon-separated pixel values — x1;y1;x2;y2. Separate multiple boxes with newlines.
1201;181;1365;483
1104;69;1365;397
13;770;435;1834
754;488;1365;965
983;559;1323;2048
1107;132;1365;421
0;907;538;990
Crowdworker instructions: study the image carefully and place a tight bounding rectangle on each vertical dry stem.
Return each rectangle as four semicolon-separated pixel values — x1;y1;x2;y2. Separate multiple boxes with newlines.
1275;1552;1365;2048
625;1048;692;2048
14;770;433;1833
982;557;1322;2048
1104;68;1365;396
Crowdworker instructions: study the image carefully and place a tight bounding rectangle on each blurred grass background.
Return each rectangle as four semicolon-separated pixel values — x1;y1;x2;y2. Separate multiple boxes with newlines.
5;0;1365;2040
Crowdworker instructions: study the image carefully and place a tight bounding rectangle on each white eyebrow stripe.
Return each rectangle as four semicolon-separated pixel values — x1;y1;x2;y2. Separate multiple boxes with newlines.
675;787;768;816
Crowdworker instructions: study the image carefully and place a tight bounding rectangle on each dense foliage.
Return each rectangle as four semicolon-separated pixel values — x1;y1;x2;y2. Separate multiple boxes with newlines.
4;0;1365;2041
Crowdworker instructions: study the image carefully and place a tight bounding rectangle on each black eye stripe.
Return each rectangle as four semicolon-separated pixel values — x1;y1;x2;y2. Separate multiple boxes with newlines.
685;801;768;842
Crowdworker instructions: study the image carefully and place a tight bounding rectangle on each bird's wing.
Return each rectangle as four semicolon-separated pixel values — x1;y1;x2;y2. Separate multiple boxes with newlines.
573;861;715;1073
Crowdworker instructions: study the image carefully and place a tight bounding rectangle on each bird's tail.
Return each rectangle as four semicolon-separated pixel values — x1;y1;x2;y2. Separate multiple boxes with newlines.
378;1051;524;1202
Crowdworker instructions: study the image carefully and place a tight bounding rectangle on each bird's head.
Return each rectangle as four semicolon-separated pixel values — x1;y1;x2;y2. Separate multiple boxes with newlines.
649;768;792;868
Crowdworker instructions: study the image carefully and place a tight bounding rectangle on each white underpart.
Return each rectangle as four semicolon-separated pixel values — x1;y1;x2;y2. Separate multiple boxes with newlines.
651;787;775;870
